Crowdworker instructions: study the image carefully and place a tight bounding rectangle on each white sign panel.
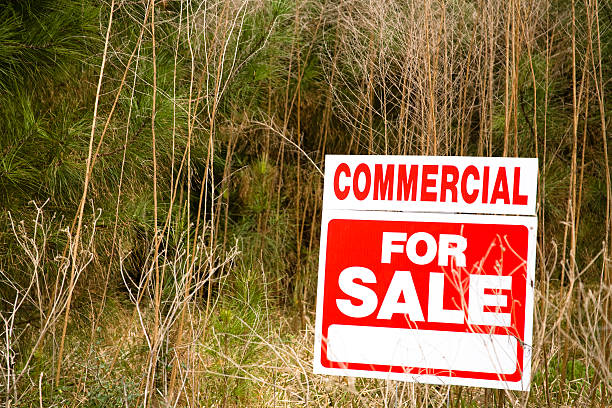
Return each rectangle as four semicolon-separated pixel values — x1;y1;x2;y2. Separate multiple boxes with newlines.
314;155;538;391
323;155;538;215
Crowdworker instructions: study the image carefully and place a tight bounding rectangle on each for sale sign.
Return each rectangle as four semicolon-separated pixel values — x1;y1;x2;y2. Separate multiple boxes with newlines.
314;156;537;390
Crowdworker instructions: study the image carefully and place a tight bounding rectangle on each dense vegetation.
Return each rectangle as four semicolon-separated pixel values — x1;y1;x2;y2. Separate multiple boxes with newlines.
0;0;610;406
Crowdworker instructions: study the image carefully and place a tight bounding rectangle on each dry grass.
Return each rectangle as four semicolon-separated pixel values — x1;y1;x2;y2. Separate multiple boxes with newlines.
0;0;610;406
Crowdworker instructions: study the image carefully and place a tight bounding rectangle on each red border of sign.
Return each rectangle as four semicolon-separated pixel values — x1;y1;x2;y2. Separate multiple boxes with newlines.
313;210;536;391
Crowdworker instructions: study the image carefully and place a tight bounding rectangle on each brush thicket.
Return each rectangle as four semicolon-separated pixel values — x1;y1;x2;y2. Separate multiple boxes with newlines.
0;0;609;406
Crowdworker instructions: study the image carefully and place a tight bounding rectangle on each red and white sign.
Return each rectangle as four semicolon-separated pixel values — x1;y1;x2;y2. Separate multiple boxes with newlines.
314;156;537;390
324;155;538;215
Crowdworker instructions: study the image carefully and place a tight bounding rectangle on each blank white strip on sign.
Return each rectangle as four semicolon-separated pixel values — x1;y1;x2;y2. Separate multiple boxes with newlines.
327;325;518;374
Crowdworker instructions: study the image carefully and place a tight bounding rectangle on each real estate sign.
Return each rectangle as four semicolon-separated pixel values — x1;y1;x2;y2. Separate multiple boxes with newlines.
314;155;537;390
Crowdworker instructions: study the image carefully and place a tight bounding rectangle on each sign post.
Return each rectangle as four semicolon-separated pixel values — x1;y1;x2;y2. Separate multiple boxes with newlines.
314;155;538;390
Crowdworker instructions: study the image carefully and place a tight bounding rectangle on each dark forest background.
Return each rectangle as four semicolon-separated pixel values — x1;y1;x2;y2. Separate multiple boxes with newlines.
0;0;610;406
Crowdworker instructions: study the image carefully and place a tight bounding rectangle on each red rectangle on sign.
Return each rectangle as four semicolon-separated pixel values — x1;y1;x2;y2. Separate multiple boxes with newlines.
313;210;536;390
